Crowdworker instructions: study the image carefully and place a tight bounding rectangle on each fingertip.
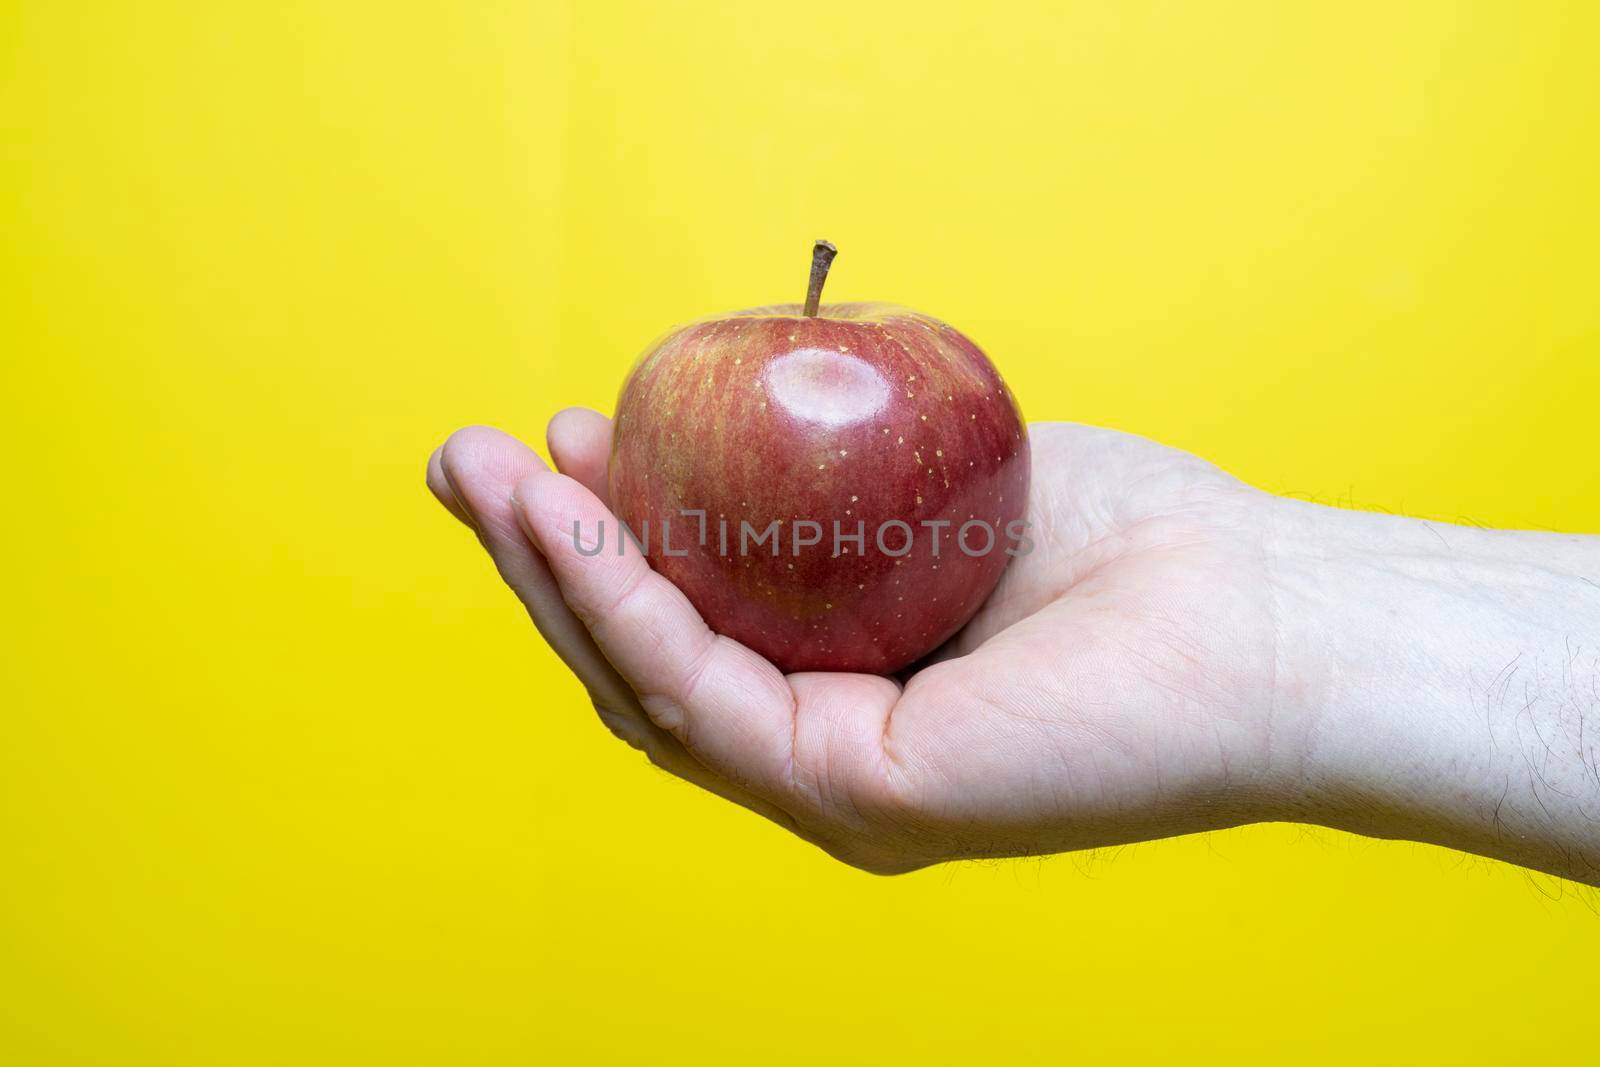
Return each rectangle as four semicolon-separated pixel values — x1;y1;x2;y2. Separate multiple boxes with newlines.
437;425;549;517
439;423;501;462
440;424;541;480
509;469;584;542
547;406;611;453
427;443;475;528
547;407;613;503
426;443;447;494
508;470;547;515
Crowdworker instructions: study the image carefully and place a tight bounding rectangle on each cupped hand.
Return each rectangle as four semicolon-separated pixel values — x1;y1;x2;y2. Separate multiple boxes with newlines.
427;413;1302;873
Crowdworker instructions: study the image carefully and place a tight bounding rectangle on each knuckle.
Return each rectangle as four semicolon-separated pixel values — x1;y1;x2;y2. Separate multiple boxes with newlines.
637;692;686;741
591;698;649;752
856;758;923;829
600;560;651;621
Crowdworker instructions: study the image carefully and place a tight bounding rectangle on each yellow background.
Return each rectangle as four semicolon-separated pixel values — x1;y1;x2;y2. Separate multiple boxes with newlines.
6;2;1599;1063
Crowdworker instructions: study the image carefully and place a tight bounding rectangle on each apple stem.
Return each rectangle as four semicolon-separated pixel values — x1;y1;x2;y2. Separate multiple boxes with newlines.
803;239;837;318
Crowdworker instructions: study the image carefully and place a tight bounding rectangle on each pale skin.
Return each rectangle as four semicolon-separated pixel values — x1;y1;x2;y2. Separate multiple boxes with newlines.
427;414;1600;884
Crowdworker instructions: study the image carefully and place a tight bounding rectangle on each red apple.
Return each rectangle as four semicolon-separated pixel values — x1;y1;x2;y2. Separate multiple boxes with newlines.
607;241;1029;674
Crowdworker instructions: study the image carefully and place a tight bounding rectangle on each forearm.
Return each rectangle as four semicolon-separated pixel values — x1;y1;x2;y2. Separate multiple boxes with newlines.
1268;498;1600;884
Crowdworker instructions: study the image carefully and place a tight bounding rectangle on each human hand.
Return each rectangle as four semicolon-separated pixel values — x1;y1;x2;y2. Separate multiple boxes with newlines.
427;414;1301;873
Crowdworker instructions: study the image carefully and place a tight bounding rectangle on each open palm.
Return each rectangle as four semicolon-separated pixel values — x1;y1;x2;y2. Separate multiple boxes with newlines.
428;413;1292;873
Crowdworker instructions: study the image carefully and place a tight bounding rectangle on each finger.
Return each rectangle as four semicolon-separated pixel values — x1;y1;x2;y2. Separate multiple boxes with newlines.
547;406;613;506
436;427;642;718
512;469;799;797
426;444;475;530
435;428;794;826
437;426;548;553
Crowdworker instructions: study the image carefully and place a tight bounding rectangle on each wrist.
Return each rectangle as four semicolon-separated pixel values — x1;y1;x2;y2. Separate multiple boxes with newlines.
1262;495;1600;879
1260;496;1435;837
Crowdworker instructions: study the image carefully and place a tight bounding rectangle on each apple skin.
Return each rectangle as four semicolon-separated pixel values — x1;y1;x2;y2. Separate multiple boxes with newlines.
608;301;1029;675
